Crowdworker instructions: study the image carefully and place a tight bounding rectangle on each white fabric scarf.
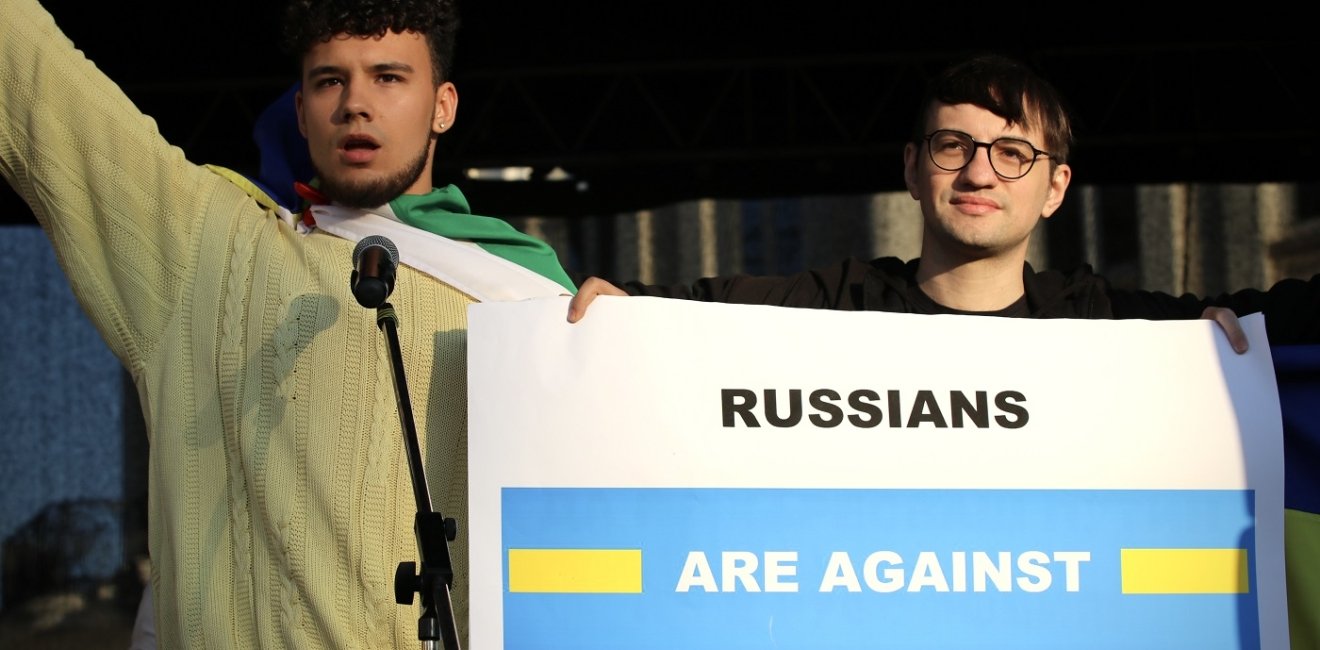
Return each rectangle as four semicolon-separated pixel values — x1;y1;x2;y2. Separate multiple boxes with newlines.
281;203;570;302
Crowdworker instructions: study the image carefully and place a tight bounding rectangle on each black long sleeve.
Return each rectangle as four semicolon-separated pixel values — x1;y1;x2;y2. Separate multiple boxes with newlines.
1109;275;1320;345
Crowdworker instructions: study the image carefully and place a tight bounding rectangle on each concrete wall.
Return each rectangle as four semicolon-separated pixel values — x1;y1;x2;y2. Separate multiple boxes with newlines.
0;227;146;612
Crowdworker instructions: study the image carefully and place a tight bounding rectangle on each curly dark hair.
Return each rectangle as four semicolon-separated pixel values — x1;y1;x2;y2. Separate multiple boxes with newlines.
282;0;460;84
911;53;1073;165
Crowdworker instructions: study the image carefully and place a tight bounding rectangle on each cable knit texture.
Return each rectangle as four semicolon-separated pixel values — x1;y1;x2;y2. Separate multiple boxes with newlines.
1;1;474;646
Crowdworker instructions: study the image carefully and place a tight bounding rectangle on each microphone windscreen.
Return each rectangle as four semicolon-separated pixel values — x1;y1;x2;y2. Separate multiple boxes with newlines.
353;235;399;267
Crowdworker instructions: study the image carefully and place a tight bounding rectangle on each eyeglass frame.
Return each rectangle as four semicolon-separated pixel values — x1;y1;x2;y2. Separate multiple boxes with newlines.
920;129;1058;180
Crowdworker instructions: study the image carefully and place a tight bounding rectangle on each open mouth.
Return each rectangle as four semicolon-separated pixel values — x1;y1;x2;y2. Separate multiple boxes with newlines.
342;135;380;151
340;135;381;163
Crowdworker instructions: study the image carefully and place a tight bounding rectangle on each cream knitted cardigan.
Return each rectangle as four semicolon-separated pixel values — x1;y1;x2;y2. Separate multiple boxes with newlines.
2;1;488;646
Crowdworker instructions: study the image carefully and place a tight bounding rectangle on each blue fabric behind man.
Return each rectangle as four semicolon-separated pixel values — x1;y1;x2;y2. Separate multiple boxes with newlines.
1276;344;1320;648
250;84;313;210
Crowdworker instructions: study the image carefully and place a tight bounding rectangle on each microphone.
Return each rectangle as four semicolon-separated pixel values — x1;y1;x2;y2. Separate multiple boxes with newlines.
351;235;399;308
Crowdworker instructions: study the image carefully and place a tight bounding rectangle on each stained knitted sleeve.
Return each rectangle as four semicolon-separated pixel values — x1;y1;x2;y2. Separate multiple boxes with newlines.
0;0;225;373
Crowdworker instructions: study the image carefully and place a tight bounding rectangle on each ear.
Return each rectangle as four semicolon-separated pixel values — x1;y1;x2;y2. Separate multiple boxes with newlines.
295;88;308;138
903;141;920;200
433;81;458;133
1039;162;1072;219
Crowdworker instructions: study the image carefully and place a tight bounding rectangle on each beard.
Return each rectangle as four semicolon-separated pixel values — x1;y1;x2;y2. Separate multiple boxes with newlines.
314;138;433;209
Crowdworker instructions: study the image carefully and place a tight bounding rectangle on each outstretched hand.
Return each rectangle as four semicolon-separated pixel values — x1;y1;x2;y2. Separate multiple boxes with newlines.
1203;306;1248;354
567;277;628;323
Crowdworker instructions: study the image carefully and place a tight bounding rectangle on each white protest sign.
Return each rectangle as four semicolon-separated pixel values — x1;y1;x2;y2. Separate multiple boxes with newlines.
467;297;1285;650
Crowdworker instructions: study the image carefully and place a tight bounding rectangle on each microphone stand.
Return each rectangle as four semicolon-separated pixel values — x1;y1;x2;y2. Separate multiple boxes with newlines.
374;302;462;650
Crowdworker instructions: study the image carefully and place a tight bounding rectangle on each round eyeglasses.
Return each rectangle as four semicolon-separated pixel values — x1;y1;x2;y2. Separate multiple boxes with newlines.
922;129;1055;180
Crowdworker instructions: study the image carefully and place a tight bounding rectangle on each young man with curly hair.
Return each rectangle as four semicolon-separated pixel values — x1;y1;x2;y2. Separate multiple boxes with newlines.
1;0;571;647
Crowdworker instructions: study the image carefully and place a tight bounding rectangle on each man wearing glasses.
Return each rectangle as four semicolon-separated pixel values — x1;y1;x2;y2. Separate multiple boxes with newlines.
562;52;1320;645
567;53;1320;349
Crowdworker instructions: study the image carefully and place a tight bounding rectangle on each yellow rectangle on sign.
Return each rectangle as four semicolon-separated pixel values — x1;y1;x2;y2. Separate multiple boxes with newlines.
1120;548;1249;594
508;549;642;593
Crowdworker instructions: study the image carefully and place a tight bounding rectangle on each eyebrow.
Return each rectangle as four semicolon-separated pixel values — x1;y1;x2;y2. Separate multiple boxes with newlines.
306;62;416;78
933;128;1040;146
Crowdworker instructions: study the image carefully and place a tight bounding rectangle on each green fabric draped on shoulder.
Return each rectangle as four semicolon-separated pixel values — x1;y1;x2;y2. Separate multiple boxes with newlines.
389;186;576;294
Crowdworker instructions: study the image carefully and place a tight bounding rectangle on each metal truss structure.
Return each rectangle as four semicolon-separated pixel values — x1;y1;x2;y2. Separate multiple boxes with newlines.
2;36;1314;222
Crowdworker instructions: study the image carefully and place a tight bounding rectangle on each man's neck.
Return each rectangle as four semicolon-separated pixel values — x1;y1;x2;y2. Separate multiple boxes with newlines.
914;247;1028;312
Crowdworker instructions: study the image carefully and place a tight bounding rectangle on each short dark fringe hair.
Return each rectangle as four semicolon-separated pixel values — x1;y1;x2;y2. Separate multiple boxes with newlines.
912;53;1073;164
282;0;460;84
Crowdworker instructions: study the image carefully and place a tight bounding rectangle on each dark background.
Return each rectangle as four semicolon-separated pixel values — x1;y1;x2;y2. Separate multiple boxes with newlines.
3;2;1316;222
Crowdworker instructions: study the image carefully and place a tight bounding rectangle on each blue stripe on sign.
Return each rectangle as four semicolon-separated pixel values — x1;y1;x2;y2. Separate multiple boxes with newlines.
502;488;1258;650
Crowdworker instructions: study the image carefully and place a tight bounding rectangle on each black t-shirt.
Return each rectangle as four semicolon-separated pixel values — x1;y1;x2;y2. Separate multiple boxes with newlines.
905;285;1030;318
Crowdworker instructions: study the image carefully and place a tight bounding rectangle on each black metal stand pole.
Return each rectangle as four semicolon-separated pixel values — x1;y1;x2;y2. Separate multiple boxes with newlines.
375;303;461;650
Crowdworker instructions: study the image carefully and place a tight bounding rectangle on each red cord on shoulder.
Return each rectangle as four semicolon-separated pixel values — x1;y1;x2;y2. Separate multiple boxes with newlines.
293;181;329;227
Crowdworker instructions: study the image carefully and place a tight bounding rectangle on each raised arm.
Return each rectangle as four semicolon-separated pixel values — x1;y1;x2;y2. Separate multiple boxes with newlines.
0;0;238;371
